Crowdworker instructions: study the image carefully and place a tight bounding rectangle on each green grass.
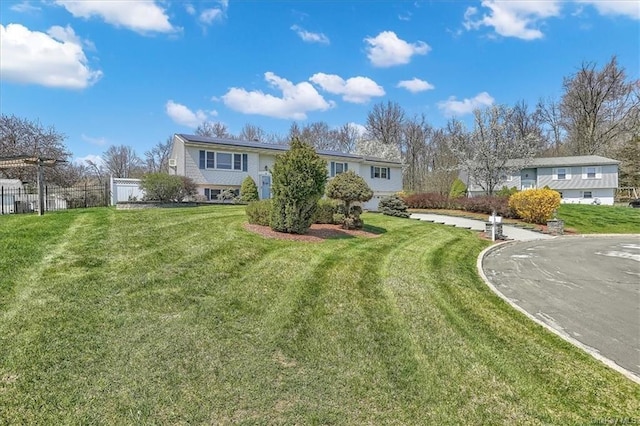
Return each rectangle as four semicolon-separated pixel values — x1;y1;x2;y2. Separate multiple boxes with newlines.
558;203;640;233
1;206;638;424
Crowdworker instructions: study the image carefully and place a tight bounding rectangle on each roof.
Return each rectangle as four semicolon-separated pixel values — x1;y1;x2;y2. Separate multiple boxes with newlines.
175;134;402;166
506;155;620;168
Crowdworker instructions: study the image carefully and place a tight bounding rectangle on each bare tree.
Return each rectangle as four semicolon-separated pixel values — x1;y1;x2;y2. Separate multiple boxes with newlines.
0;114;69;184
102;145;143;178
365;101;405;147
511;100;547;155
335;123;361;153
449;105;537;196
402;115;431;192
537;97;566;156
144;137;172;173
239;123;267;142
561;56;640;155
86;159;107;186
424;129;459;195
195;121;231;138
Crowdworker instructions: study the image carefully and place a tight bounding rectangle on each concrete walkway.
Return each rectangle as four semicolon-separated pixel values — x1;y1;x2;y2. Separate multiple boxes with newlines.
410;213;553;241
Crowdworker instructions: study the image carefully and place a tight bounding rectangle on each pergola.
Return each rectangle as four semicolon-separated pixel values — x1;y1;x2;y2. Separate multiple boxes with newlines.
0;155;65;216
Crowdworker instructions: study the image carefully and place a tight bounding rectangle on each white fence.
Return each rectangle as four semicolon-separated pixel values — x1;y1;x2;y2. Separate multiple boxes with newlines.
110;177;144;205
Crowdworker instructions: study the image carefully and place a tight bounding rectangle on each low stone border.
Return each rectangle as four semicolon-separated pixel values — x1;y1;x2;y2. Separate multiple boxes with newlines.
476;242;640;385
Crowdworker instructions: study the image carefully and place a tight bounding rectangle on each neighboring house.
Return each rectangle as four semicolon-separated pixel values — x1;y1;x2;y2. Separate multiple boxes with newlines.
168;134;403;210
466;155;620;205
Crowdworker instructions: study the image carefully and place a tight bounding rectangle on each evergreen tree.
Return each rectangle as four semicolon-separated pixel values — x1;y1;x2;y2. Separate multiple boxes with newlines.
270;138;327;234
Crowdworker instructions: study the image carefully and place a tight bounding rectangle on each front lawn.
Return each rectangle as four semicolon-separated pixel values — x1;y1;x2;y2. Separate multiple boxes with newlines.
558;203;640;233
1;206;638;424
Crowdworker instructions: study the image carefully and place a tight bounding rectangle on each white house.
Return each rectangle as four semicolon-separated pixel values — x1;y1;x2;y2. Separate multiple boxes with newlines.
466;155;620;205
168;134;403;210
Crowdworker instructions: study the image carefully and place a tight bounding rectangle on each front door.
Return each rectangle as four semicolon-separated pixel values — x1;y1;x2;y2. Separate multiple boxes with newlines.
260;175;271;199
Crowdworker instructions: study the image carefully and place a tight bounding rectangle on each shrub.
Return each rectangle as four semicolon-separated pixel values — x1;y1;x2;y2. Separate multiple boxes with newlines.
140;173;197;202
332;213;345;225
325;170;373;229
449;178;467;198
496;186;519;197
246;200;272;226
403;192;456;210
379;195;410;218
240;176;259;202
217;188;237;202
270;138;328;234
509;189;561;224
313;199;337;224
458;195;515;218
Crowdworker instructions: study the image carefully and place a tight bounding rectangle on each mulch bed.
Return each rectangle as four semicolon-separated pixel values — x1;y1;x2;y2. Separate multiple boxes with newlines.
243;223;381;242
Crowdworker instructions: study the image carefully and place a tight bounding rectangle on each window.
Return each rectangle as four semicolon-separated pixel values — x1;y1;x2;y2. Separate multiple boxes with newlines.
216;152;232;170
583;191;593;199
199;150;248;171
206;152;215;169
330;161;348;177
582;166;600;179
553;167;570;180
371;166;391;179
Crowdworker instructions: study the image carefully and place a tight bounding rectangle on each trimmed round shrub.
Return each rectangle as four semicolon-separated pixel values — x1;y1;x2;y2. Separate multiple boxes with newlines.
325;170;373;229
509;189;561;224
246;199;272;226
379;195;410;218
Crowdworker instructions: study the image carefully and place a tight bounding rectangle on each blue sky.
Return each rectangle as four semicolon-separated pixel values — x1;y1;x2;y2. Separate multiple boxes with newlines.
1;0;638;164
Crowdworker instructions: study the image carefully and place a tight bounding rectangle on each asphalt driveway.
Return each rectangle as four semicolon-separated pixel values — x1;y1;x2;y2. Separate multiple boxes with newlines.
481;235;640;381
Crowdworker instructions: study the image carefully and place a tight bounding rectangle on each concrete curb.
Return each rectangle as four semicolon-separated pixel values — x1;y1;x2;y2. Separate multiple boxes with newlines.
476;242;640;385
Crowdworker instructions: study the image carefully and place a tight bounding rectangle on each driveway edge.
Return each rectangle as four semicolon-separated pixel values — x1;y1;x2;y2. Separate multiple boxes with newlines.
477;242;640;385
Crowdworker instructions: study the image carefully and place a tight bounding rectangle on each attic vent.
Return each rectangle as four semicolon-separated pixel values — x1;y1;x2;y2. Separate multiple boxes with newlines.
168;158;177;167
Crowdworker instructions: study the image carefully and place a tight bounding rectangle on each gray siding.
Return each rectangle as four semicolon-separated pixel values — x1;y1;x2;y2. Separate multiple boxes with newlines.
538;164;618;190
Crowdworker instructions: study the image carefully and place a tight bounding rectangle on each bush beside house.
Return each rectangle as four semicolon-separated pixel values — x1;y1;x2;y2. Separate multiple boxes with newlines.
325;170;373;229
270;138;328;234
240;176;259;202
140;173;197;202
379;195;410;218
509;189;561;224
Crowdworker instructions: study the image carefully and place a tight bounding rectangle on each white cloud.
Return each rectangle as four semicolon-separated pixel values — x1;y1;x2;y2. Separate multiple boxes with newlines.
309;73;385;103
291;25;330;44
185;4;196;15
463;0;561;40
74;154;104;166
54;0;176;34
10;1;40;13
165;100;209;127
222;72;333;120
0;24;102;89
364;31;430;67
200;8;223;25
81;134;107;146
576;1;640;19
438;92;495;117
397;78;435;93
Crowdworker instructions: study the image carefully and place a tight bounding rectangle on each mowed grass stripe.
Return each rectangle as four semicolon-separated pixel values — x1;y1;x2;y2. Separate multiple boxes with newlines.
0;206;638;425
